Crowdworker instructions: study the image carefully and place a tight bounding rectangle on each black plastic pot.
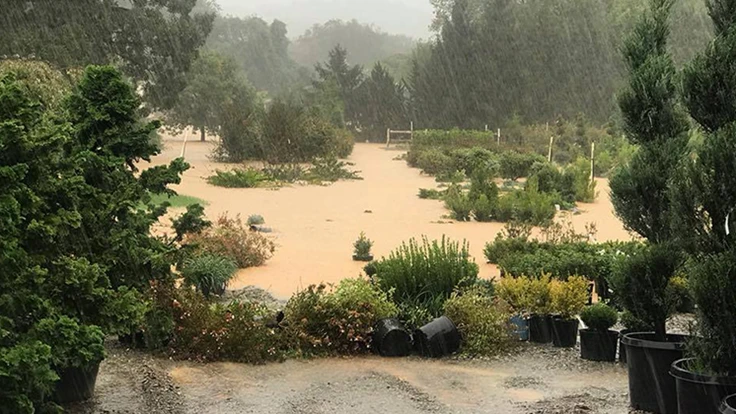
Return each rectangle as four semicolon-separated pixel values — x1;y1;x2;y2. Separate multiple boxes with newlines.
54;362;101;403
414;316;461;358
622;332;687;414
528;314;553;344
374;318;413;357
551;317;578;348
721;394;736;414
353;254;374;262
618;329;633;364
580;329;618;362
670;358;736;414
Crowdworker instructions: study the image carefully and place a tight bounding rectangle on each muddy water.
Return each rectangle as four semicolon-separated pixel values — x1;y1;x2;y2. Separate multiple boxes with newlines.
148;137;631;300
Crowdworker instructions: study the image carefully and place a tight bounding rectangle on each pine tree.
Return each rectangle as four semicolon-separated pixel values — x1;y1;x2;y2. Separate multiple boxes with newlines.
608;0;688;341
674;0;736;375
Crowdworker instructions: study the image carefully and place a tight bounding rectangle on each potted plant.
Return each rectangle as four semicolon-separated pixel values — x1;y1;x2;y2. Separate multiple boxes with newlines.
618;310;653;365
550;276;587;348
666;0;736;410
32;316;106;403
497;276;530;341
525;275;553;344
580;303;618;362
609;0;691;411
722;394;736;414
353;232;374;262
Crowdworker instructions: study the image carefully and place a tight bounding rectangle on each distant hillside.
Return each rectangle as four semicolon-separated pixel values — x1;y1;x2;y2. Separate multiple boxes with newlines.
289;19;416;69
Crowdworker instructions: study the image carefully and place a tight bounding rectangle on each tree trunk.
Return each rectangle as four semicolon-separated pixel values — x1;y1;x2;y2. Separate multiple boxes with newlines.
200;127;206;142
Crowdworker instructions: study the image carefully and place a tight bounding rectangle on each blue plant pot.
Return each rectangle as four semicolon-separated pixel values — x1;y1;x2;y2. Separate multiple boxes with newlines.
510;314;529;341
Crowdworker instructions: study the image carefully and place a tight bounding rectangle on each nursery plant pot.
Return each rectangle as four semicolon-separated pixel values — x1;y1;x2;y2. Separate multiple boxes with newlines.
528;314;553;344
622;332;687;414
721;394;736;414
551;317;578;348
352;254;374;262
580;329;618;362
374;318;413;357
618;329;633;364
670;358;736;414
510;314;529;341
414;316;461;358
54;361;101;403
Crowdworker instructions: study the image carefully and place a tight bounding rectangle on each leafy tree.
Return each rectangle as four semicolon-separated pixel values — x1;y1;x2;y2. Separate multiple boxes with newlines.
290;19;415;68
0;0;214;110
168;51;256;142
206;15;309;95
354;63;407;141
609;0;689;341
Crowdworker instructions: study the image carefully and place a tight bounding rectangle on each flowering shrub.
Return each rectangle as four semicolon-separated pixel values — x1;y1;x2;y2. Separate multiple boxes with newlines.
283;279;398;356
185;215;275;268
169;289;283;364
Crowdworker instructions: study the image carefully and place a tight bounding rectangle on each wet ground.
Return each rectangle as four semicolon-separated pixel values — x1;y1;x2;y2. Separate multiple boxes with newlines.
68;341;633;414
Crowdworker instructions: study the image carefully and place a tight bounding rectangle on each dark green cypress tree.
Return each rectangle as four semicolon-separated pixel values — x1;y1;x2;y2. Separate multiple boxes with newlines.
674;0;736;375
608;0;689;341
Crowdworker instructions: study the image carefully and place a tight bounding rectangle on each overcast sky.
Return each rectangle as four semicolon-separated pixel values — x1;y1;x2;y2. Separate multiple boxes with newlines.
214;0;435;39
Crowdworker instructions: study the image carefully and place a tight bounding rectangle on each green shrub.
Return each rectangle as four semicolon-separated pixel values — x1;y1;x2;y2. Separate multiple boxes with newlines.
414;148;454;175
444;185;473;221
261;164;307;183
373;236;479;318
526;274;553;315
181;254;238;297
170;289;283;363
247;214;265;226
331;128;355;158
496;276;531;314
353;232;373;259
500;151;545;180
472;194;496;222
565;157;597;203
620;310;654;332
581;303;618;331
306;156;362;182
450;147;499;177
669;275;694;313
435;169;466;184
32;316;105;369
0;342;59;414
496;183;557;226
550;276;589;319
444;287;516;356
284;279;398;355
207;168;268;188
418;188;444;200
184;215;276;268
484;236;539;264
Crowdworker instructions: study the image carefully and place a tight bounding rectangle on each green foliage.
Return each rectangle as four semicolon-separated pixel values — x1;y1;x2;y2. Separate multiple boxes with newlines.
495;184;557;226
184;215;276;269
581;303;618;331
684;251;736;375
550;276;589;319
0;59;74;111
472;194;496;222
610;243;683;340
620;310;654;332
354;63;408;141
500;151;545;181
0;342;58;414
283;279;398;355
32;317;105;369
435;169;466;184
418;188;445;200
526;275;554;315
444;287;516;356
207;168;269;188
169;289;283;364
444;185;473;221
247;215;266;227
372;237;479;318
306;156;362;182
496;276;532;314
414;148;455;176
0;1;215;110
181;254;238;298
147;193;207;208
353;232;374;259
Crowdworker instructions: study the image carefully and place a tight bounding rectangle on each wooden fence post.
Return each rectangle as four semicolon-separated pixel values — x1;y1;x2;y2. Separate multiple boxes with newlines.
548;136;554;162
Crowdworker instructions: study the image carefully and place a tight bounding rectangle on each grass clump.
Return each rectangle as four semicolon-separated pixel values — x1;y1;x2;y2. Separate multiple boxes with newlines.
372;236;479;323
207;168;268;188
180;254;238;297
148;193;207;208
